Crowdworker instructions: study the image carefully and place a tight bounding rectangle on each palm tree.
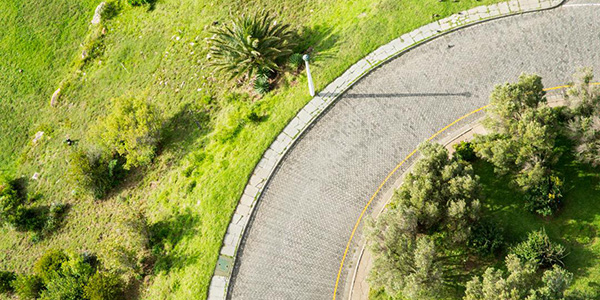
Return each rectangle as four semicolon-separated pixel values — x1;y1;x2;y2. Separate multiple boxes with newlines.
208;11;296;80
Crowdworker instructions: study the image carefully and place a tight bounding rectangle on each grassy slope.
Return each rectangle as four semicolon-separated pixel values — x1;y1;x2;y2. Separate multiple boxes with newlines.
474;144;600;295
0;0;504;298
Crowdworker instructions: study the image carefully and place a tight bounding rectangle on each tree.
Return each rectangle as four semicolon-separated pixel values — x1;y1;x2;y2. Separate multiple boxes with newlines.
394;142;481;243
366;233;445;300
474;74;559;190
83;272;125;300
464;254;537;300
565;67;600;116
68;148;125;199
208;11;296;80
534;265;573;300
510;229;566;269
566;68;600;167
366;142;482;299
95;96;162;170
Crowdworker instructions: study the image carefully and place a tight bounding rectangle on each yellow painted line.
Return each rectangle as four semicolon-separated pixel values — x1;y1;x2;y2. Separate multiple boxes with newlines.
544;84;572;91
331;83;587;300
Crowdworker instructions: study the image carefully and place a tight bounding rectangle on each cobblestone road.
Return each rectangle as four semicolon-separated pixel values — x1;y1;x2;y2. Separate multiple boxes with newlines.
229;4;600;299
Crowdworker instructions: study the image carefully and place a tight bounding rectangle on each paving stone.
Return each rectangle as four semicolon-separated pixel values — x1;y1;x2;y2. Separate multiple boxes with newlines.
221;245;235;257
509;0;521;12
227;223;244;237
309;96;326;110
243;184;259;198
240;194;254;206
496;2;509;14
399;33;415;43
231;213;243;225
388;37;413;52
298;109;312;123
235;204;251;217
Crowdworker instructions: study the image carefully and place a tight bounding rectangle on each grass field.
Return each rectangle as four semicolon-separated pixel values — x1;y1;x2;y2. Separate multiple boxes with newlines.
474;140;600;296
1;0;504;298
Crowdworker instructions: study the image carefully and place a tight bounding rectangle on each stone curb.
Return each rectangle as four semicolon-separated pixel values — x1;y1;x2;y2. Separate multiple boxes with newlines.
207;0;565;299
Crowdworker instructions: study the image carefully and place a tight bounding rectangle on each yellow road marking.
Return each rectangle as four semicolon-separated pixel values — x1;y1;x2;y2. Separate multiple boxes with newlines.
332;83;590;300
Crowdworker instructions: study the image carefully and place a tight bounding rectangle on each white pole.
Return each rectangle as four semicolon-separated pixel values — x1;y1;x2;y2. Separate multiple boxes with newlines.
303;54;315;97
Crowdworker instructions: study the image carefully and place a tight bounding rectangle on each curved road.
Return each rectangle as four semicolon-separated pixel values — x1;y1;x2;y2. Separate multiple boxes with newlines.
229;3;600;299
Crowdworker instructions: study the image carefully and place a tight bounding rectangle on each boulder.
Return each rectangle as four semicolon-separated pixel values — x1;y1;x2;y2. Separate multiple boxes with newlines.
50;88;61;107
91;2;106;25
33;131;44;144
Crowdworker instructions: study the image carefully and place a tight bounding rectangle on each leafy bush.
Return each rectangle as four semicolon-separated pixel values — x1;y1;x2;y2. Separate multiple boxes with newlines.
535;265;573;299
68;149;125;199
0;271;16;293
453;141;476;162
568;115;600;168
468;219;505;256
524;175;563;216
95;96;162;170
253;76;270;95
0;179;22;226
0;180;48;232
34;249;69;283
40;275;83;300
43;203;68;233
464;254;537;300
511;229;566;268
12;206;47;232
102;0;122;20
288;53;304;70
84;272;125;300
11;275;43;299
208;11;296;79
474;74;559;191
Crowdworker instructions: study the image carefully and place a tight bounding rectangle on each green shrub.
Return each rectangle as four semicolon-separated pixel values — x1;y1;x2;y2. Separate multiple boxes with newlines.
68;149;125;199
11;275;43;299
44;203;68;233
511;228;566;268
34;249;69;283
0;179;22;226
524;175;563;216
84;272;125;300
95;96;162;170
39;275;82;300
468;219;505;256
102;0;121;20
13;206;47;232
453;141;476;162
288;53;303;70
0;271;16;293
208;11;296;79
126;0;150;6
254;76;270;95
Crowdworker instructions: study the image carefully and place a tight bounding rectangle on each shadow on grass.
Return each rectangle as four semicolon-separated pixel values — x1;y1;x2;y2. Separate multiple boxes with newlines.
148;209;201;274
296;24;339;63
158;102;212;162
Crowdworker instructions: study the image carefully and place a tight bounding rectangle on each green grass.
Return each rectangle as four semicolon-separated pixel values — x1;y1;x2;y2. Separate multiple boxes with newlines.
474;144;600;296
0;0;504;298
